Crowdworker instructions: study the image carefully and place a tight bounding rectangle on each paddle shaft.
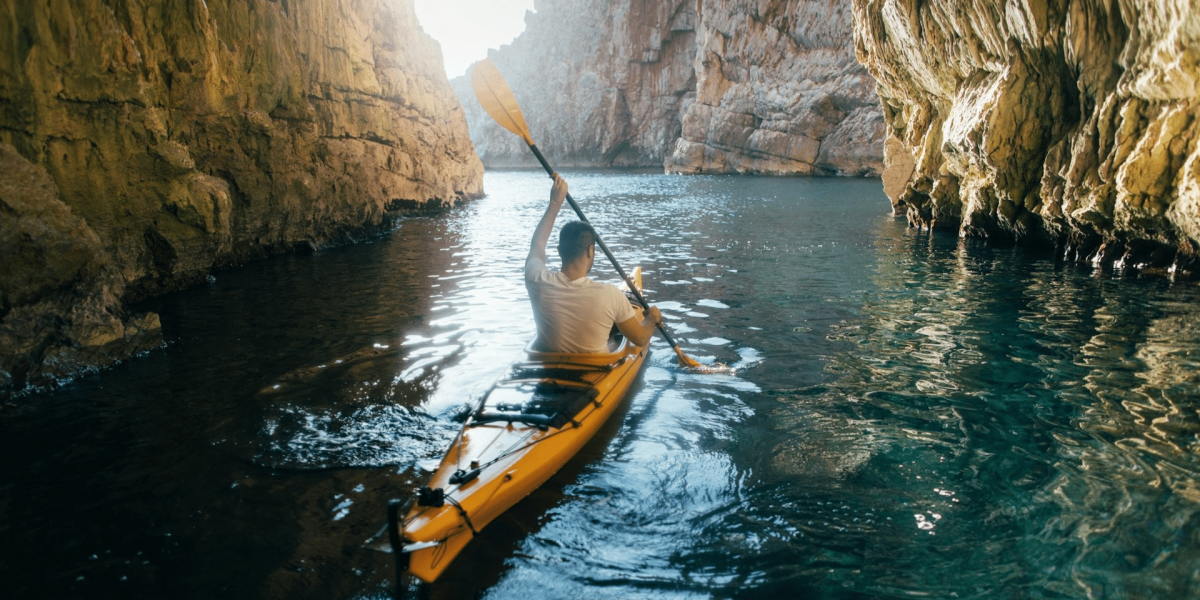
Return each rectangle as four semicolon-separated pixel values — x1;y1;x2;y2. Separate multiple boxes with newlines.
526;143;686;350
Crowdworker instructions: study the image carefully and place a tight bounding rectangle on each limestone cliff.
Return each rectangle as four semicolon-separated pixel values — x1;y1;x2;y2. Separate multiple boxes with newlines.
452;0;699;168
667;0;885;175
454;0;883;175
853;0;1200;273
0;0;484;395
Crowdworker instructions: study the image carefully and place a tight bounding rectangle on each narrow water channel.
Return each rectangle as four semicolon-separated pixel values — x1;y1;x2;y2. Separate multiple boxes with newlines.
2;171;1198;599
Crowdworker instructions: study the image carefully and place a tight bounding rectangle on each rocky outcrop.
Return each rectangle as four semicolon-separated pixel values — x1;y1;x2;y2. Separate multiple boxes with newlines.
667;0;885;175
853;0;1200;273
0;0;483;395
0;145;162;392
452;0;700;168
455;0;883;175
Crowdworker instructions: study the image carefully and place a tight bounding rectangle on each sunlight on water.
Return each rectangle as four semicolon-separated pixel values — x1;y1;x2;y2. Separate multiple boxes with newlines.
3;171;1199;599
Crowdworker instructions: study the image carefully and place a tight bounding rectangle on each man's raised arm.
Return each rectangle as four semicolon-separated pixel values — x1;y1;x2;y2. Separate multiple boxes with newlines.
528;174;569;264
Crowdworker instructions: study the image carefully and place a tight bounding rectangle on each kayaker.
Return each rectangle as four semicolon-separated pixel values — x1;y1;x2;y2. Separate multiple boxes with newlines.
526;174;663;353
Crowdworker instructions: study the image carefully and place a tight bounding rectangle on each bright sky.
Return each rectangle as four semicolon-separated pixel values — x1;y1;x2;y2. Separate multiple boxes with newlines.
413;0;535;78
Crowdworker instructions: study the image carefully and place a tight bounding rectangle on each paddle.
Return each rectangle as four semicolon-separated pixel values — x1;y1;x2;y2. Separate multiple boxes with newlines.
471;58;706;369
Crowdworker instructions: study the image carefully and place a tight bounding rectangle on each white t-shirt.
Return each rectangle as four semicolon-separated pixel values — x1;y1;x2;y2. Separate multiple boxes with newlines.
525;257;637;353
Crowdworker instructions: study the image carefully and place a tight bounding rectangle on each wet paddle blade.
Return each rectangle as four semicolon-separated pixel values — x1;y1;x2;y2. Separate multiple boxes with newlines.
673;346;701;367
471;59;534;145
672;346;735;373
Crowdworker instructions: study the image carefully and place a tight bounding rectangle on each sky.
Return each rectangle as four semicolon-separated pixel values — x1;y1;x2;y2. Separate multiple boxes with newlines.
413;0;535;78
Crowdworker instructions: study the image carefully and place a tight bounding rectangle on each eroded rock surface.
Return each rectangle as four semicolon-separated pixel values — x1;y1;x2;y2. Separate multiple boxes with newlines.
0;0;483;395
667;0;885;175
854;0;1200;272
452;0;700;168
455;0;883;175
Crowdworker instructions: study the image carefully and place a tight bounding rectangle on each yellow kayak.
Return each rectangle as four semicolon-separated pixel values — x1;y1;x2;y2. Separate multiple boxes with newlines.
387;271;649;584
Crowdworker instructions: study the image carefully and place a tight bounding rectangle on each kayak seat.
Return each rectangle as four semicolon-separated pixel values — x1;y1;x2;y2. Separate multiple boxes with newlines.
524;338;630;365
471;381;600;430
506;366;603;383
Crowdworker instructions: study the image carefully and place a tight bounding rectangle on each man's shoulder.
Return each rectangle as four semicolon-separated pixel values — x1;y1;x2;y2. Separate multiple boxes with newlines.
525;256;548;280
585;280;634;312
579;277;621;293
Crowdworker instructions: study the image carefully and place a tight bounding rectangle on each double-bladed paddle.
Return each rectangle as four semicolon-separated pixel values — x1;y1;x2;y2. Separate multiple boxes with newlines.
470;58;707;369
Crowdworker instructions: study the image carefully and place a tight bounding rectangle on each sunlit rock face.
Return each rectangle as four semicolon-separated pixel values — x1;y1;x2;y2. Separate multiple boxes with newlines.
666;0;885;176
452;0;700;168
455;0;883;175
0;0;483;394
853;0;1200;272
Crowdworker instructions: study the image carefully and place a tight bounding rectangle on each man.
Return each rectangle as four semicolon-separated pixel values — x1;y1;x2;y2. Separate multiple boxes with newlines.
525;174;663;353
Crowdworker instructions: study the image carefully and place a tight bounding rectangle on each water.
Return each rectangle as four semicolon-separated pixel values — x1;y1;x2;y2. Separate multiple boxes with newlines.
2;171;1199;599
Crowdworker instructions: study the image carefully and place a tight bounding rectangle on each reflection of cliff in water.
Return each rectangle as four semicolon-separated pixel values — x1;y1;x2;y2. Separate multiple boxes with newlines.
761;220;1200;597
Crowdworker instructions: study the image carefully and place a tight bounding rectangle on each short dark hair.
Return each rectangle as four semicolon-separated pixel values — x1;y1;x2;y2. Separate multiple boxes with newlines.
557;221;596;263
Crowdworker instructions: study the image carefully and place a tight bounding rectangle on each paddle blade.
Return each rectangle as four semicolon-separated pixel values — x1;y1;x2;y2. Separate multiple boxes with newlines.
673;346;704;368
673;346;735;373
472;59;534;145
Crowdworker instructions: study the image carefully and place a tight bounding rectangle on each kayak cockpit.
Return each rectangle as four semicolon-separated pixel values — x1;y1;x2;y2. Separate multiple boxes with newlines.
471;381;600;429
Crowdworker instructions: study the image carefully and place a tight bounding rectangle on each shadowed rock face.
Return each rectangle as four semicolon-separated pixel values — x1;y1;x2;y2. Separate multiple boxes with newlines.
455;0;883;176
0;0;483;396
853;0;1200;273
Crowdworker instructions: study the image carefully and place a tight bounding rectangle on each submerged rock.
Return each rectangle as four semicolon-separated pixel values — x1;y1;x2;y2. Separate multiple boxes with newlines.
454;0;883;176
853;0;1200;273
0;0;483;395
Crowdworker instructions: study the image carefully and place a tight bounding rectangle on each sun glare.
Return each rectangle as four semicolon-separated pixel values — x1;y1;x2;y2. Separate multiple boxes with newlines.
413;0;535;79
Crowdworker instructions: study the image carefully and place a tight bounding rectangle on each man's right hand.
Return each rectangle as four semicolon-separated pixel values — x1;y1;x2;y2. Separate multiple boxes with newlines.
531;174;569;264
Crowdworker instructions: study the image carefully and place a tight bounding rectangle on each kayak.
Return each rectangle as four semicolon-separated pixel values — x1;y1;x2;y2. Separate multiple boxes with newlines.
387;270;649;584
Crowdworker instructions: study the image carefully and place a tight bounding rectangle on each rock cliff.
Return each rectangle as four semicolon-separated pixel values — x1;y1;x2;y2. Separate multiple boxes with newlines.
454;0;884;175
452;0;700;168
853;0;1200;273
0;0;483;396
667;0;885;175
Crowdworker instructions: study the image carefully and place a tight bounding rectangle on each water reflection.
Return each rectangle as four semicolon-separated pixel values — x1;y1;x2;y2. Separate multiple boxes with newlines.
752;220;1200;598
2;171;1198;599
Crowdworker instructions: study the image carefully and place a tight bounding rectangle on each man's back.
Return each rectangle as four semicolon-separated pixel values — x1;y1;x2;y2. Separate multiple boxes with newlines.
525;256;634;353
525;174;662;354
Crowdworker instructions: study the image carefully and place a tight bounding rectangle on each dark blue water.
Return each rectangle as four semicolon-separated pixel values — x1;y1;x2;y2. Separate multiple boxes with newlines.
2;171;1198;599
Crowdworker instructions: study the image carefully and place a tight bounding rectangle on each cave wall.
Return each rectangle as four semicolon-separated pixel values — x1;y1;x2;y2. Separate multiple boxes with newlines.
853;0;1200;271
455;0;884;175
0;0;484;394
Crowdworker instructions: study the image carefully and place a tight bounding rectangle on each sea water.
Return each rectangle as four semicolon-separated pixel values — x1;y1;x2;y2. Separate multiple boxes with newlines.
2;170;1198;599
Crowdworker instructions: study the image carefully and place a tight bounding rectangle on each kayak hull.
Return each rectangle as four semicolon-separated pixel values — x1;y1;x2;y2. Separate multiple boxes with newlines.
396;337;648;583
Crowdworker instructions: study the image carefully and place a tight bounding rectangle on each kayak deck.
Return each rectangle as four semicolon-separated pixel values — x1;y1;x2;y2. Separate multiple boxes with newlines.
389;335;648;583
